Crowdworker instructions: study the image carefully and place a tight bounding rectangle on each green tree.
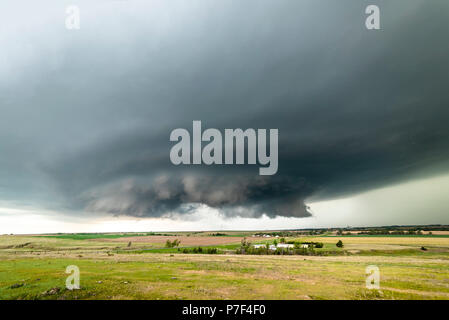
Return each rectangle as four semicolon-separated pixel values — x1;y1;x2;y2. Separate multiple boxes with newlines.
165;240;172;248
336;240;344;248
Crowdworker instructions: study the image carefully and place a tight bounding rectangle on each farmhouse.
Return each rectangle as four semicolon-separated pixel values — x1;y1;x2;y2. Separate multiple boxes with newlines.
252;243;294;250
277;244;294;249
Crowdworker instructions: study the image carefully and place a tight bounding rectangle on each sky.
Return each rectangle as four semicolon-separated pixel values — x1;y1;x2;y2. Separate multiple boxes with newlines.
0;0;448;233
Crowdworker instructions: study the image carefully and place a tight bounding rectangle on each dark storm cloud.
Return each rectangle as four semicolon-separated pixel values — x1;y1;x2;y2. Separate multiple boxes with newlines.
81;175;311;218
1;0;448;219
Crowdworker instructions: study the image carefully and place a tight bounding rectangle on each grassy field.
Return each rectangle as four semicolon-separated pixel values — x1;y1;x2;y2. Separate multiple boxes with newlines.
1;233;449;300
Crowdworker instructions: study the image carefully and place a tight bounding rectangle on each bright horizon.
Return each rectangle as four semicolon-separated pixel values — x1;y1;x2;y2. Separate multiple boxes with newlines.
2;172;449;234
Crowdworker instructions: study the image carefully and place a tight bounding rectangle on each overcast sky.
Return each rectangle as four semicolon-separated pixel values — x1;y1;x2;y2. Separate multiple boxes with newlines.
0;0;448;233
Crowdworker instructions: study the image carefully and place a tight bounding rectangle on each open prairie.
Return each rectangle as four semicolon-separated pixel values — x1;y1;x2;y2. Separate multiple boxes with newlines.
1;233;449;300
97;235;245;246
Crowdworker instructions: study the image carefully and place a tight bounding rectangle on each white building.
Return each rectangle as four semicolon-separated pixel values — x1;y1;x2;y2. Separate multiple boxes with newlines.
300;244;309;248
252;243;295;250
277;244;294;249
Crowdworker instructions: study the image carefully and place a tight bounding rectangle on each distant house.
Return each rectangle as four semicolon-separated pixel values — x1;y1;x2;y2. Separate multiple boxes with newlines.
277;244;294;249
300;244;309;249
252;243;294;250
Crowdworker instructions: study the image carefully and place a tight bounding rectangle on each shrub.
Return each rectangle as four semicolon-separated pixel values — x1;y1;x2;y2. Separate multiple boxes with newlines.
165;239;181;248
240;237;252;253
315;242;324;248
180;247;218;254
336;240;344;248
206;248;218;254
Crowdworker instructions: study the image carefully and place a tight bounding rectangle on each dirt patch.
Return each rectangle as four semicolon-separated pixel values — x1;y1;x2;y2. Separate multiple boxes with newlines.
425;231;449;235
95;236;244;246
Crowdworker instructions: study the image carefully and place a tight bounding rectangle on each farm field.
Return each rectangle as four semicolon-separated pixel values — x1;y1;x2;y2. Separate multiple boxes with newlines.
97;235;245;246
1;232;449;300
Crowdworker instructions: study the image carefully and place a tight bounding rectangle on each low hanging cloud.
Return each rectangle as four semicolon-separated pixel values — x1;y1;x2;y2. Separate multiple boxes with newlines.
82;175;312;219
1;1;449;221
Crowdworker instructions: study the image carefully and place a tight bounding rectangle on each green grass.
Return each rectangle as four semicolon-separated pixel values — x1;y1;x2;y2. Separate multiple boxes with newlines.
1;234;449;300
117;243;242;254
2;253;448;300
37;233;158;240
